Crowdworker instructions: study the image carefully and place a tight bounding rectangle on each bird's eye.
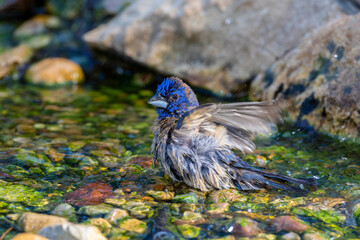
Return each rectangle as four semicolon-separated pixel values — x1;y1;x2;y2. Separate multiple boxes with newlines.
170;94;179;101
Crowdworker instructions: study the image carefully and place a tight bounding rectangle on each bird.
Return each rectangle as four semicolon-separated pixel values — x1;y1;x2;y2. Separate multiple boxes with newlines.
148;76;315;192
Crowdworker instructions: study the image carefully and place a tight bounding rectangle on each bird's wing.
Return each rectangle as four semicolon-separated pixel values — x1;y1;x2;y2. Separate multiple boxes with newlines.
174;100;282;153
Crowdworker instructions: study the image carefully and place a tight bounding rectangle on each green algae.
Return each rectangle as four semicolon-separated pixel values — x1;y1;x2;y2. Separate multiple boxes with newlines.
177;224;201;238
0;181;47;207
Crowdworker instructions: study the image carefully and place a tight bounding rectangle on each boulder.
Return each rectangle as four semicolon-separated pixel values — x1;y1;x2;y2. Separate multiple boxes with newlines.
251;14;360;138
84;0;349;93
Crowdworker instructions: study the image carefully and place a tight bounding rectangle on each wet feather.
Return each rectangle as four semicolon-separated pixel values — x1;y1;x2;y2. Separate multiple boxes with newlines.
149;77;316;192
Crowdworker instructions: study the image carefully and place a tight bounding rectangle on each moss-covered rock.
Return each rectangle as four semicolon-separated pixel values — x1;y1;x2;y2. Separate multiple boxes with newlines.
14;150;52;167
207;189;246;203
146;190;174;201
78;204;114;217
177;224;201;238
173;191;205;204
0;182;47;207
105;209;129;225
119;218;147;234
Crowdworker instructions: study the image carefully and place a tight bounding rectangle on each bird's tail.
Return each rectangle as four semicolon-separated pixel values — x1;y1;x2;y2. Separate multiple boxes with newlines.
233;163;318;192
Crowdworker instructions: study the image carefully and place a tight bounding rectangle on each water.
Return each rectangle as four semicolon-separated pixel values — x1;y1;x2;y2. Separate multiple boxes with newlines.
0;81;359;239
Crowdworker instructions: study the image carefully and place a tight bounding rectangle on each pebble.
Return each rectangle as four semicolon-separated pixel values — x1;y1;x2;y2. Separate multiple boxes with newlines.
38;222;106;240
17;212;68;232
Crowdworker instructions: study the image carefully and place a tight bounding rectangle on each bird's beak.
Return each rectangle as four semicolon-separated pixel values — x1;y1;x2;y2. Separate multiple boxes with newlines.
148;93;168;108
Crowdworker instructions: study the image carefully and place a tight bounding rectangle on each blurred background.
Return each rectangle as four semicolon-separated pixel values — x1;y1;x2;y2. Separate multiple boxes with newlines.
1;0;360;139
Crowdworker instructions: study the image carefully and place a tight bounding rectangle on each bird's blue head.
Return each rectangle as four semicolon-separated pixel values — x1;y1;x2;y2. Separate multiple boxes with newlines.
148;77;199;119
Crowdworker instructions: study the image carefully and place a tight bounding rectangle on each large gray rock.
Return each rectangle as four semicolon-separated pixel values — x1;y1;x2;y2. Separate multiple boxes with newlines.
250;14;360;138
84;0;350;93
38;223;107;240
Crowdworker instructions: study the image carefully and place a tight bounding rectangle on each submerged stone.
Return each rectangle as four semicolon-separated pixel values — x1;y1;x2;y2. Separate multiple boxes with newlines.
14;150;52;167
233;217;263;237
119;218;147;234
105;208;129;225
173;191;205;204
51;203;76;221
104;197;126;207
129;204;153;219
177;224;201;238
146;190;174;201
0;182;46;207
182;211;203;221
64;181;113;206
208;189;246;203
206;203;229;214
270;216;310;233
78;204;114;217
17;212;68;232
87;218;112;232
302;230;327;240
280;232;301;240
38;222;107;240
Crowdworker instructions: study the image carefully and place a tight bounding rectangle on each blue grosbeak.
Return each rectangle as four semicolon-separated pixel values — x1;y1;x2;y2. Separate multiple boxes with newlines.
148;77;314;191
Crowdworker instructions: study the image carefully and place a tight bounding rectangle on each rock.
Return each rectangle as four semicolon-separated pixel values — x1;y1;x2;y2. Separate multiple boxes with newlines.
84;0;347;93
0;182;46;207
207;189;245;203
87;218;112;232
351;201;360;225
173;191;205;204
206;203;229;214
64;181;113;206
46;0;83;19
176;224;201;238
17;212;68;232
119;218;147;234
128;156;153;169
102;0;132;15
0;45;33;79
14;150;52;167
182;211;203;221
105;208;129;225
270;216;310;233
302;230;327;240
51;203;76;221
78;204;114;217
14;14;61;39
280;232;301;240
104;197;126;207
251;14;360;138
129;204;153;219
11;233;49;240
233;217;263;237
25;58;84;85
38;222;107;240
97;156;122;167
146;190;174;201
